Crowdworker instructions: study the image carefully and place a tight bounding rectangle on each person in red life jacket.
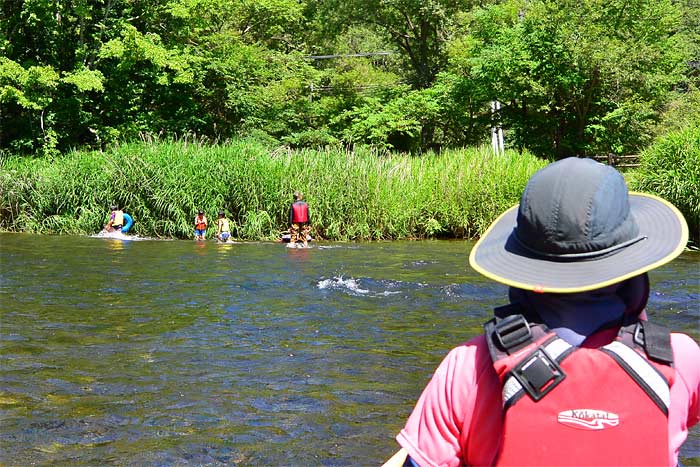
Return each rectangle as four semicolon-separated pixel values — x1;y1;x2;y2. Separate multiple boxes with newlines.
383;158;700;467
288;191;311;247
194;209;208;241
105;204;124;232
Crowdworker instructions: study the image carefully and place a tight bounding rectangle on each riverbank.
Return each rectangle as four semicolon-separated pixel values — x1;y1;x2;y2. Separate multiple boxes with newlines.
0;141;546;240
1;134;697;243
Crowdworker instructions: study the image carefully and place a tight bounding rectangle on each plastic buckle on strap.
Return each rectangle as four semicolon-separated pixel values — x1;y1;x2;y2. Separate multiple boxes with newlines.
512;348;566;401
494;314;532;353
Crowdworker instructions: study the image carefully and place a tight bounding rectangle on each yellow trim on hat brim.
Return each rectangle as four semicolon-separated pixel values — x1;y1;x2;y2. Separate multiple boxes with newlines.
468;192;689;294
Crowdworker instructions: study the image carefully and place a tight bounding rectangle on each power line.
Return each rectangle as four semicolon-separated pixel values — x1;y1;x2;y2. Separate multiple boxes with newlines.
304;52;394;60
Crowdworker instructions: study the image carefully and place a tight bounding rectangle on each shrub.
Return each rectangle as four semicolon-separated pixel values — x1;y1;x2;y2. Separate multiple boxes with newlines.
630;125;700;245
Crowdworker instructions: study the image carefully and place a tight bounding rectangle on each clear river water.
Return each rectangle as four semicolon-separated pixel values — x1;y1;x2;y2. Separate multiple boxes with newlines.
1;233;698;466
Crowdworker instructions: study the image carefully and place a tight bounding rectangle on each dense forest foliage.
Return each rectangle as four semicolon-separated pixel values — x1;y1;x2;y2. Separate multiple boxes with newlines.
2;0;698;158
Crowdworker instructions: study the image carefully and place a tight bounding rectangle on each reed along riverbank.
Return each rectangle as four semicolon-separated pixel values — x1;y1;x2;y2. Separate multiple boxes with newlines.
1;133;697;243
0;141;546;240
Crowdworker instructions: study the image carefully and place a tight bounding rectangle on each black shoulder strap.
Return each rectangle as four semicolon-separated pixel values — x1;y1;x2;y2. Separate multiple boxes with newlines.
484;304;558;365
487;302;551;358
485;314;533;357
620;321;674;365
485;311;567;404
604;320;674;416
634;321;674;365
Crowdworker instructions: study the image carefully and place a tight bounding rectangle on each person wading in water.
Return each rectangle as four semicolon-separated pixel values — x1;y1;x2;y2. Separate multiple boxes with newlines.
289;191;311;247
194;210;208;241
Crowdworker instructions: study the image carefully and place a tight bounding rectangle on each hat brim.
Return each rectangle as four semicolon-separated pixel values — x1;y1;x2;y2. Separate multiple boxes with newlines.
468;193;688;293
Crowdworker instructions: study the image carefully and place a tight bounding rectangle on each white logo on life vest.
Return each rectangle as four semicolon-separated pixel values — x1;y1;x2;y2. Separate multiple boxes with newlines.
557;409;620;430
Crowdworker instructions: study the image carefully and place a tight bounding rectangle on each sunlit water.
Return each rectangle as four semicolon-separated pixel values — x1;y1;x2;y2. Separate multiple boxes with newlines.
0;233;698;466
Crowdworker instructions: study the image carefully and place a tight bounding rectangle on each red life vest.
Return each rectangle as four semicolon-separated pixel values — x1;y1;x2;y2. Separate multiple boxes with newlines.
291;201;309;223
484;313;675;467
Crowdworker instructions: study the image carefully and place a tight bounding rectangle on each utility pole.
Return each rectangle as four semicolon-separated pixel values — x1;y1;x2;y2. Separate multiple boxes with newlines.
491;100;504;154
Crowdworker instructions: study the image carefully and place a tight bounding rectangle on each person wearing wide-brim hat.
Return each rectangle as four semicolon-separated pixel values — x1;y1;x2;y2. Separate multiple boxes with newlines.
384;158;699;467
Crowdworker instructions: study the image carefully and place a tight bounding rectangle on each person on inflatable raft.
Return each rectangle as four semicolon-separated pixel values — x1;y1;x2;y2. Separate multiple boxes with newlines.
383;157;700;467
105;205;124;232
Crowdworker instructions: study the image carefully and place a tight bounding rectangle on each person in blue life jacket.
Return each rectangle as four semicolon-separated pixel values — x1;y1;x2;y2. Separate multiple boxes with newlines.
288;191;311;247
383;157;700;467
105;205;124;232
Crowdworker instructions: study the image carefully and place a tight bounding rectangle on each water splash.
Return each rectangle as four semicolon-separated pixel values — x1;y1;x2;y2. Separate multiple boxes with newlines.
317;276;369;295
90;230;161;241
316;276;410;297
90;230;141;241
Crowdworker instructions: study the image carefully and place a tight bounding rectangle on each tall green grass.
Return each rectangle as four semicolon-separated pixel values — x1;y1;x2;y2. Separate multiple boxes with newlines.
0;141;546;240
629;125;700;245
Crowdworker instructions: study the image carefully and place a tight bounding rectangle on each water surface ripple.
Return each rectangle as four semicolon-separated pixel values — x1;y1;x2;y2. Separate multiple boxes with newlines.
0;234;698;466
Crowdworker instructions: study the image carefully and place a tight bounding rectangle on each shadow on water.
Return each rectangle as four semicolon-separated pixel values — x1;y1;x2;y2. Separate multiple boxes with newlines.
0;233;698;466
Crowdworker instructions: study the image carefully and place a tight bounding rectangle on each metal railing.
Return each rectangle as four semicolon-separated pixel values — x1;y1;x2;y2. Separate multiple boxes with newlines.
592;154;640;169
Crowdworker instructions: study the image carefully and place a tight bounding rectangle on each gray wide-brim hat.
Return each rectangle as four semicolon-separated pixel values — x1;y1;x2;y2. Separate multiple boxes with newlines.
469;157;688;293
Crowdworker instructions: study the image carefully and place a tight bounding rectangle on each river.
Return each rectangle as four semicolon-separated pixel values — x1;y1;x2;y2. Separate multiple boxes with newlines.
0;233;698;466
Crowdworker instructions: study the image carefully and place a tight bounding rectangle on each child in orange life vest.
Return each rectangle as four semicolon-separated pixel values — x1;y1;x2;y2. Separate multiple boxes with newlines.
288;191;311;247
194;210;208;241
384;158;700;467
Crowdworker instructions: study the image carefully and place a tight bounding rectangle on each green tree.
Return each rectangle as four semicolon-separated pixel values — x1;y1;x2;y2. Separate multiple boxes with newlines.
0;0;318;152
312;0;477;89
306;0;486;150
0;0;183;152
446;0;690;157
165;0;308;52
